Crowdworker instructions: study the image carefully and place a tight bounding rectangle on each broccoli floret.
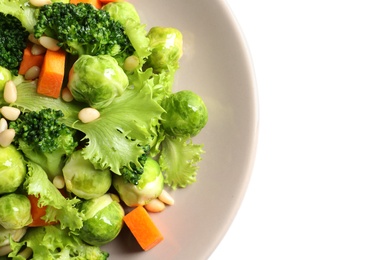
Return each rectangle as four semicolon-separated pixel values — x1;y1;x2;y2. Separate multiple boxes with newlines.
9;108;78;180
0;13;29;75
34;2;135;57
120;145;150;185
0;0;38;33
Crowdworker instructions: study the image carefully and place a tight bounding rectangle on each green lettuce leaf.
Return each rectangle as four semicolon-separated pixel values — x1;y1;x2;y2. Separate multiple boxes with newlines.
24;161;84;231
9;225;109;260
14;81;164;175
159;135;204;189
66;85;164;174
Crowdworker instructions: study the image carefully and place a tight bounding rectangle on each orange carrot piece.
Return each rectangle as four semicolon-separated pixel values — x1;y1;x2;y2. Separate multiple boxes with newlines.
99;0;120;4
27;195;57;227
18;44;45;75
37;49;66;99
70;0;102;9
123;206;164;251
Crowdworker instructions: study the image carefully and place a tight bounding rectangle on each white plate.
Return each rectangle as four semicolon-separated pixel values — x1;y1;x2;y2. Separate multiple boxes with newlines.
102;0;258;258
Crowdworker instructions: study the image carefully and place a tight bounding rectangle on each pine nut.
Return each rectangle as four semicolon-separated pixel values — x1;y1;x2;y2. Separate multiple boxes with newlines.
158;189;175;205
31;44;46;56
53;175;65;189
0;118;7;133
3;80;17;103
12;227;27;242
0;245;12;256
144;198;165;213
24;66;41;80
1;106;20;121
78;107;100;123
38;36;60;51
0;129;15;147
110;193;120;203
61;87;74;102
28;34;40;45
123;55;139;73
29;0;51;7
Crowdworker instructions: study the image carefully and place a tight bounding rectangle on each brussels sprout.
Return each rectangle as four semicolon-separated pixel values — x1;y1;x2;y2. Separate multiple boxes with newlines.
113;157;164;207
62;150;112;200
0;145;26;195
145;27;183;73
102;2;140;25
0;194;32;229
161;90;208;137
0;66;12;91
68;55;129;109
79;194;124;246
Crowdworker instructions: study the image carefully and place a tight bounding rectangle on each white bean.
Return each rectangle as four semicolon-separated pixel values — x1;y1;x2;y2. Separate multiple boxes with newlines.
0;129;15;147
24;66;41;80
38;36;60;51
61;87;74;102
29;0;51;7
1;106;20;121
78;107;100;123
158;189;175;205
3;80;17;104
53;175;65;189
31;44;47;56
0;118;7;133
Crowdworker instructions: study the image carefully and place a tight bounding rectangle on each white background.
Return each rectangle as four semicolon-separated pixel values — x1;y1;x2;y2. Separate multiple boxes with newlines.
211;1;390;259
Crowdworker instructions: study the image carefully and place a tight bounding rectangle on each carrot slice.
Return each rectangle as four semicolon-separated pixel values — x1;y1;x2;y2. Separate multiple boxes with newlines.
70;0;102;9
100;0;120;4
37;49;66;99
27;195;57;227
18;44;45;75
123;206;164;251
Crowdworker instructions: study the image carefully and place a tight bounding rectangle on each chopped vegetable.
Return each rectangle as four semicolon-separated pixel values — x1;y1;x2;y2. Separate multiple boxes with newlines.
34;2;134;58
37;49;66;98
123;206;164;251
18;43;45;75
27;194;57;227
0;12;29;75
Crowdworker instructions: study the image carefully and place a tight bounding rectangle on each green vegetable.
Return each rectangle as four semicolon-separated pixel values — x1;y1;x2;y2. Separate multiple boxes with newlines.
102;1;140;25
119;145;150;185
102;1;150;70
9;225;109;259
0;0;37;33
159;135;204;189
9;108;78;180
0;66;12;91
113;157;164;207
79;194;124;246
13;78;163;176
68;55;129;109
145;26;183;74
0;12;29;75
0;194;32;229
161;90;208;137
62;150;112;200
0;145;26;195
24;161;84;231
34;2;134;57
0;226;27;247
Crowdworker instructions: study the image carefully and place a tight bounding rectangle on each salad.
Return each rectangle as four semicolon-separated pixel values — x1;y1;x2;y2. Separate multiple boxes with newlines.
0;0;208;258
